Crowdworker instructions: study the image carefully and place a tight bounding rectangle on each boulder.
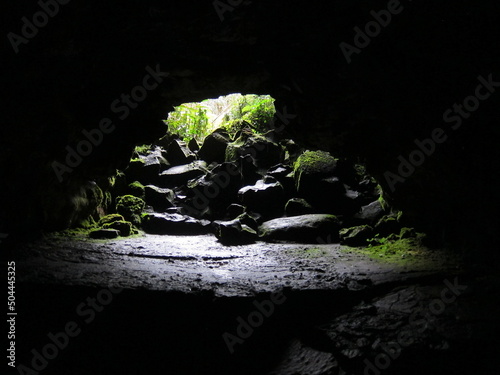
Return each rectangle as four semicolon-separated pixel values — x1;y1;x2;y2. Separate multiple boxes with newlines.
144;185;175;212
127;181;145;199
267;164;293;181
166;139;196;166
258;214;341;243
143;147;171;172
285;198;315;216
267;164;296;197
226;204;246;219
183;162;242;218
374;215;402;237
236;212;259;231
339;225;373;246
116;195;146;226
226;134;282;168
159;161;208;188
124;159;158;186
352;200;386;225
293;150;338;194
198;130;231;163
89;229;120;239
141;213;210;235
188;138;200;152
103;220;133;237
238;177;285;217
213;219;257;245
98;214;125;227
238;154;262;186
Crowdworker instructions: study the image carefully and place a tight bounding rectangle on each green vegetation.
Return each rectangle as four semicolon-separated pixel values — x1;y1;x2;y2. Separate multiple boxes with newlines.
116;195;145;226
128;181;145;199
349;229;428;264
165;102;209;143
164;94;276;142
103;220;133;236
134;144;151;155
98;214;125;226
293;151;338;175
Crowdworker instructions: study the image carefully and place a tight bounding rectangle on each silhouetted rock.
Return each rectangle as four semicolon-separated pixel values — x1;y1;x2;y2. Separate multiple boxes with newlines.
89;229;120;239
285;198;315;216
127;181;145;199
144;185;175;212
226;134;282;168
352;200;386;225
340;225;373;246
188;138;200;152
166;139;196;166
374;215;402;237
226;204;246;219
198;130;231;164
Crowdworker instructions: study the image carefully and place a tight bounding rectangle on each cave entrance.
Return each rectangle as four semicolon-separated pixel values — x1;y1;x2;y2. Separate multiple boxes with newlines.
88;91;432;277
16;91;448;297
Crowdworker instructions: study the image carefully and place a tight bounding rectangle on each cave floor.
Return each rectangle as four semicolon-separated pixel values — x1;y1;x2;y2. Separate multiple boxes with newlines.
8;234;499;375
15;233;460;296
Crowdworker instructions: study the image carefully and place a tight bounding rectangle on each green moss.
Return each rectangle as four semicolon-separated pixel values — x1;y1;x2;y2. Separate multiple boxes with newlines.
103;220;133;236
293;151;337;175
98;214;125;226
128;181;145;199
134;144;151;155
116;195;145;226
345;232;428;265
78;216;98;229
293;150;338;191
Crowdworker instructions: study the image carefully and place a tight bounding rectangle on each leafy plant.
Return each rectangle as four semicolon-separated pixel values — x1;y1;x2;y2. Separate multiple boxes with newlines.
134;144;151;155
165;103;210;142
164;94;276;143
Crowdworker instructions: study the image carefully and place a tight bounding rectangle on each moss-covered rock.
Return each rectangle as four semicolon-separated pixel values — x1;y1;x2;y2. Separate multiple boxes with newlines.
116;195;145;226
339;225;373;246
374;215;402;237
225;134;282;168
128;181;145;199
293;150;338;195
399;227;417;239
285;198;315;216
103;220;133;236
98;214;125;226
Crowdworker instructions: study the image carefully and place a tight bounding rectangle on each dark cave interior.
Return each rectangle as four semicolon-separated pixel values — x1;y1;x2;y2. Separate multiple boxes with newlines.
1;1;500;374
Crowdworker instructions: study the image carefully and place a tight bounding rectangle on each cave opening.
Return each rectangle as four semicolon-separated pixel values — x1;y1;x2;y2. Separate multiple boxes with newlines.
13;89;448;296
73;90;427;264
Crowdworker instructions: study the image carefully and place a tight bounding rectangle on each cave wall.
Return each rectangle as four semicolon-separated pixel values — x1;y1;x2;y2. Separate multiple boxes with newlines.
1;0;499;249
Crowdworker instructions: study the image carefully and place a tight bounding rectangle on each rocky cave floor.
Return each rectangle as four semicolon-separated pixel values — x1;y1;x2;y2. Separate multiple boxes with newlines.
6;232;500;375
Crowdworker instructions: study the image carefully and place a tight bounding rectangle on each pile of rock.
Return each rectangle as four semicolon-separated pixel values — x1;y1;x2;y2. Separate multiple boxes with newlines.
101;129;404;245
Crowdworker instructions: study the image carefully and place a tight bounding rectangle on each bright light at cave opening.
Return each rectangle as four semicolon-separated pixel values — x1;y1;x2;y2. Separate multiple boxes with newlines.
163;93;276;143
